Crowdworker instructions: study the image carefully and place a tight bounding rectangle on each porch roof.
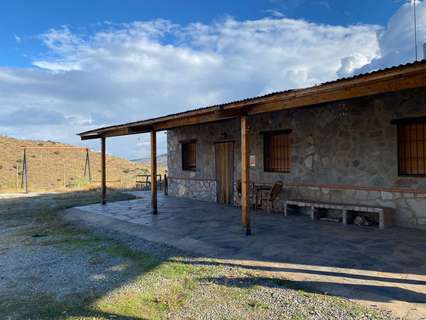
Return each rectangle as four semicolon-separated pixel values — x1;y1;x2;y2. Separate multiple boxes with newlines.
78;60;426;140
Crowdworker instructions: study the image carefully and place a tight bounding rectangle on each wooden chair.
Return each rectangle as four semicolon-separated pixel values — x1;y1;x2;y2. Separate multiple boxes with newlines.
235;180;255;208
260;181;284;213
236;180;242;206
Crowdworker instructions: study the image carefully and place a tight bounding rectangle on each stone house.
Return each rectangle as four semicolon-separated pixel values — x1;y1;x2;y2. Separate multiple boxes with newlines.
79;61;426;233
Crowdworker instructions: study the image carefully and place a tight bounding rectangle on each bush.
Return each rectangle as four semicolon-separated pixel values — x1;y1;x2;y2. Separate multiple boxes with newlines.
74;177;90;189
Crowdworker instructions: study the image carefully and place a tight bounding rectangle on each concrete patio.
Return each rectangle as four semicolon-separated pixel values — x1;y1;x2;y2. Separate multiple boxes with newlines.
65;191;426;319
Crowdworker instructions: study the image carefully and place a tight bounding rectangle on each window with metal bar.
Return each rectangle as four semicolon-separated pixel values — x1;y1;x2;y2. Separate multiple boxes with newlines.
263;131;291;173
398;120;426;176
182;141;197;171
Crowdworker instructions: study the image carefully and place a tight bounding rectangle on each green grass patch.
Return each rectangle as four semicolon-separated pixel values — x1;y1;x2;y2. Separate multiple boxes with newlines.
94;260;198;319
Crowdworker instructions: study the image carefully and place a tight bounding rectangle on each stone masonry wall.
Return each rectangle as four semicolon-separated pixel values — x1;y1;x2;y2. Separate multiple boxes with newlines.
168;178;216;202
167;88;426;229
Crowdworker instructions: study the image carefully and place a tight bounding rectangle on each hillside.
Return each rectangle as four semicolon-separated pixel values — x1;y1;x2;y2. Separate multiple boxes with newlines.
0;136;153;192
131;153;168;168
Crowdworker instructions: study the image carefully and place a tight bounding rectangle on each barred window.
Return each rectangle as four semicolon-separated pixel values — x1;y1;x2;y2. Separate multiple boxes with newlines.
398;120;426;176
263;130;291;173
182;140;197;171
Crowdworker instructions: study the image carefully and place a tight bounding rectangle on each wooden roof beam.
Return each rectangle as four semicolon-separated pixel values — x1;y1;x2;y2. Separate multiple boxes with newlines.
80;134;102;140
152;108;246;131
248;69;426;115
79;127;130;140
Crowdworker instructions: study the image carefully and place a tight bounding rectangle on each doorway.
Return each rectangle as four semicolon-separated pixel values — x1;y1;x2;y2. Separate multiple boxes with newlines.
215;141;234;204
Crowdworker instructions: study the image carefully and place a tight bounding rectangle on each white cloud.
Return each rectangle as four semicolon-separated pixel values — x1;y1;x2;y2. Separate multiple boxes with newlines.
356;0;426;73
14;34;21;43
0;16;381;158
263;9;286;18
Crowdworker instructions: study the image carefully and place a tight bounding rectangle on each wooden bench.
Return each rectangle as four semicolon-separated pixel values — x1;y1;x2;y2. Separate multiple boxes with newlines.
284;200;394;229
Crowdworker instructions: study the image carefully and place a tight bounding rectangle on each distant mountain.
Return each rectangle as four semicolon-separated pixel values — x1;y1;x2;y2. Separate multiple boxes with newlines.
131;153;167;169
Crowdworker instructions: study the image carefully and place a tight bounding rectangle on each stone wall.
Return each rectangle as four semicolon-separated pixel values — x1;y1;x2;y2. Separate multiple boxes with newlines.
167;88;426;229
168;178;216;202
279;184;426;228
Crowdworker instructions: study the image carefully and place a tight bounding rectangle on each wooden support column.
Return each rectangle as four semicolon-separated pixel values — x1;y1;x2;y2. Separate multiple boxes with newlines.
151;131;158;214
101;136;107;205
240;115;251;235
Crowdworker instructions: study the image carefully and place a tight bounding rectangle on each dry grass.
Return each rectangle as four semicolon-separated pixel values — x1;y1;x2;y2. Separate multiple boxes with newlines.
0;136;165;192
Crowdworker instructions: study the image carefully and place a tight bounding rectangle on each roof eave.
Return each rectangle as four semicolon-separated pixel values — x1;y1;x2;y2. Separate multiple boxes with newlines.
78;61;426;140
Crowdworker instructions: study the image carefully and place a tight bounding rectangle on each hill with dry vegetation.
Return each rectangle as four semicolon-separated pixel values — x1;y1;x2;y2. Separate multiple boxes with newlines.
131;154;168;167
0;136;165;192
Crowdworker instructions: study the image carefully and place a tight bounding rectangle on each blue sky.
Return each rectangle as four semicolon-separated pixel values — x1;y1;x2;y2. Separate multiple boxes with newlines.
0;0;424;158
0;0;406;67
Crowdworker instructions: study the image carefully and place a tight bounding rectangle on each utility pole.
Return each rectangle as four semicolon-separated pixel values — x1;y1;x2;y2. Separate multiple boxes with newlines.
414;0;418;61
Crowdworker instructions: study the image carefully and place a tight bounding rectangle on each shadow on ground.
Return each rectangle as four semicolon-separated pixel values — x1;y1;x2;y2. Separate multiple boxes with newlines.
1;190;425;319
0;190;160;319
66;191;426;318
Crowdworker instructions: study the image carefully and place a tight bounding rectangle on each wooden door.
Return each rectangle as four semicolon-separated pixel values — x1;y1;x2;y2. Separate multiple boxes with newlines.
215;142;234;204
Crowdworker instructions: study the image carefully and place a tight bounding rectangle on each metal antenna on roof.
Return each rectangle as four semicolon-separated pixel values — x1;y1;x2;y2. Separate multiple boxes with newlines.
414;0;419;61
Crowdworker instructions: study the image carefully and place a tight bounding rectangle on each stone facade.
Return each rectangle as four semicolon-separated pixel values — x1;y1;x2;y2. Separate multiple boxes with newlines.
167;88;426;229
168;178;217;202
284;184;426;228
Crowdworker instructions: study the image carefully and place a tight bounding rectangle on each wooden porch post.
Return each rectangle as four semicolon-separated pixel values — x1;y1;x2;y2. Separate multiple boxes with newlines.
101;136;107;205
151;130;158;214
240;115;251;235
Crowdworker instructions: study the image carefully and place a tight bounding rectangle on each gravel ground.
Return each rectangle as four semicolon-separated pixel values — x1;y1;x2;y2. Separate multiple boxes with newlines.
0;203;138;308
72;210;395;320
0;191;395;320
171;276;393;320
